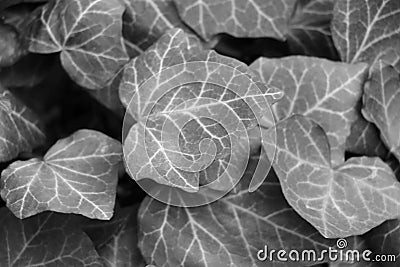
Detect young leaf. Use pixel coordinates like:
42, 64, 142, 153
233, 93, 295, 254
263, 115, 400, 238
0, 129, 122, 220
346, 114, 389, 158
85, 205, 146, 267
173, 0, 296, 41
362, 62, 400, 162
138, 156, 343, 266
332, 0, 400, 71
287, 0, 339, 60
0, 84, 45, 162
250, 56, 368, 166
364, 219, 400, 267
122, 0, 193, 57
29, 0, 129, 89
0, 208, 104, 267
121, 28, 282, 192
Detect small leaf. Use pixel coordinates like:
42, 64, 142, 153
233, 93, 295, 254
29, 0, 129, 89
364, 219, 400, 267
287, 0, 339, 59
332, 0, 400, 71
362, 61, 400, 162
121, 28, 281, 192
122, 0, 193, 57
0, 129, 122, 220
173, 0, 296, 41
85, 205, 146, 267
0, 208, 104, 267
251, 56, 368, 166
138, 155, 344, 266
0, 84, 45, 162
264, 115, 400, 238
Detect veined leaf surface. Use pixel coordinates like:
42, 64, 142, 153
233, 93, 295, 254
251, 56, 368, 166
173, 0, 295, 41
264, 115, 400, 238
362, 61, 400, 162
121, 28, 282, 193
0, 129, 122, 220
332, 0, 400, 71
0, 84, 45, 162
29, 0, 129, 89
0, 208, 104, 266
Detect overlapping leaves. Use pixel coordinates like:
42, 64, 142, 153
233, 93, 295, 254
0, 84, 45, 162
0, 129, 122, 220
251, 56, 368, 166
0, 208, 104, 266
121, 28, 282, 192
138, 155, 343, 266
264, 115, 400, 238
363, 61, 400, 162
29, 0, 129, 89
332, 0, 400, 71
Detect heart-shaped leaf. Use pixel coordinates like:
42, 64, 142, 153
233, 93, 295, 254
0, 129, 122, 220
0, 208, 104, 267
138, 155, 345, 266
287, 0, 339, 60
173, 0, 295, 41
29, 0, 129, 89
121, 28, 282, 192
250, 56, 368, 166
332, 0, 400, 71
362, 61, 400, 162
0, 84, 45, 162
122, 0, 193, 57
264, 115, 400, 238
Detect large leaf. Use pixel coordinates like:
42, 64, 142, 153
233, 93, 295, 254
287, 0, 339, 60
362, 61, 400, 162
0, 208, 104, 266
122, 0, 193, 57
0, 84, 45, 162
138, 155, 344, 266
173, 0, 296, 41
332, 0, 400, 71
0, 129, 122, 220
250, 56, 368, 166
364, 219, 400, 267
121, 28, 282, 192
85, 205, 146, 267
263, 115, 400, 238
29, 0, 129, 89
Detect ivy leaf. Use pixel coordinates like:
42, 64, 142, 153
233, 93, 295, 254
0, 208, 104, 267
346, 114, 389, 158
364, 219, 400, 267
85, 205, 146, 267
29, 0, 129, 89
287, 0, 339, 60
0, 23, 25, 68
250, 56, 368, 166
264, 115, 400, 238
0, 84, 45, 162
121, 28, 282, 192
332, 0, 400, 72
362, 61, 400, 162
122, 0, 193, 57
173, 0, 295, 41
0, 129, 122, 220
138, 155, 343, 266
